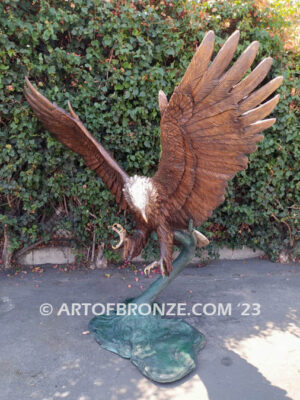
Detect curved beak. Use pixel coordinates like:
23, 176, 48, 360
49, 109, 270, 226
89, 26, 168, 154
142, 210, 148, 224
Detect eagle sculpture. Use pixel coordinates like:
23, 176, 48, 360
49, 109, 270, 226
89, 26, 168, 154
25, 30, 282, 276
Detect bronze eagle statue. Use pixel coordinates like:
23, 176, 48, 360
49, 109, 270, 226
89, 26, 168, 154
25, 30, 282, 276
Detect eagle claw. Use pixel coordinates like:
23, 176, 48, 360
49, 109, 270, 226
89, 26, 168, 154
144, 258, 170, 277
109, 223, 127, 250
144, 260, 160, 276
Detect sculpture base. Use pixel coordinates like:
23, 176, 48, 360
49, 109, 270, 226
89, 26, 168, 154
88, 300, 205, 383
89, 227, 206, 383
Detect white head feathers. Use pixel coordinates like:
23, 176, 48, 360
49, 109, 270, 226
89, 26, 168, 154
124, 175, 156, 214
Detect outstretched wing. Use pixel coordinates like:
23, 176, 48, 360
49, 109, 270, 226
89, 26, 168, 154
25, 77, 129, 209
153, 30, 283, 227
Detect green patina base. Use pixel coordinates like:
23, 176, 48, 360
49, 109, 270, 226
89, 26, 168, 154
89, 225, 205, 383
89, 303, 205, 383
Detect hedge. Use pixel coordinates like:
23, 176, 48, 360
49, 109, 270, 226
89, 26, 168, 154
0, 0, 299, 264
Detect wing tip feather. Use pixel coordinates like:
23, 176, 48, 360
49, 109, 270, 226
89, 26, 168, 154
247, 40, 260, 53
204, 30, 215, 42
274, 75, 284, 86
231, 30, 240, 39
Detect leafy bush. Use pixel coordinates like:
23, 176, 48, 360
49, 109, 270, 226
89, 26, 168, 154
0, 0, 299, 263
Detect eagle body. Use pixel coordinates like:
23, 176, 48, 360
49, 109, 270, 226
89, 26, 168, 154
123, 175, 173, 275
25, 30, 282, 276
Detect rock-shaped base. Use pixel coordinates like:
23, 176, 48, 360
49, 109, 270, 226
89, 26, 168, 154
89, 302, 205, 383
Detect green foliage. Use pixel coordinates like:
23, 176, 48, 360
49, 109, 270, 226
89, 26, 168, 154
0, 0, 299, 261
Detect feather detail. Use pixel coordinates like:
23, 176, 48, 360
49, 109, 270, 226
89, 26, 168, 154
24, 77, 129, 209
153, 30, 282, 227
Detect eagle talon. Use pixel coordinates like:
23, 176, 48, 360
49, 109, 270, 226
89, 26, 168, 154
144, 258, 168, 277
109, 223, 127, 250
144, 260, 160, 276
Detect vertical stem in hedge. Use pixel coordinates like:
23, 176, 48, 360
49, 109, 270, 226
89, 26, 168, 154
2, 225, 13, 270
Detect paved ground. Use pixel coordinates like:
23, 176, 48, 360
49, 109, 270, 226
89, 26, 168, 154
0, 259, 299, 400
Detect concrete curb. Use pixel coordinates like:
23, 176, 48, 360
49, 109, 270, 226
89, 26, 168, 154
17, 246, 76, 265
211, 246, 265, 260
16, 245, 265, 266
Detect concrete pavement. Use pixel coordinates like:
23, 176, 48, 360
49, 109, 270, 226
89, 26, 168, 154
0, 259, 299, 400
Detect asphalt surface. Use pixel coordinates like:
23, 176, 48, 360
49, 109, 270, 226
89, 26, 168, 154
0, 259, 299, 400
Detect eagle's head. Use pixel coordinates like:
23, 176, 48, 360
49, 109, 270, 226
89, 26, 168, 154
123, 176, 157, 224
